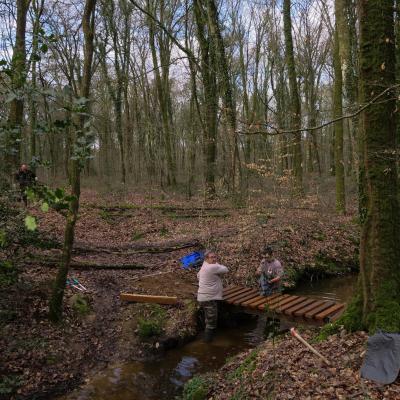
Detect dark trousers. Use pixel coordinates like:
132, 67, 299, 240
199, 300, 218, 330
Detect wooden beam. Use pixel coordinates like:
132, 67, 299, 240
294, 300, 325, 317
315, 303, 345, 321
305, 301, 335, 319
284, 298, 316, 316
229, 290, 259, 305
242, 293, 280, 307
120, 293, 178, 305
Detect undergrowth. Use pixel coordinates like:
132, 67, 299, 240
182, 376, 209, 400
137, 304, 167, 339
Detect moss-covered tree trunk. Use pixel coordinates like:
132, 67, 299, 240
49, 0, 97, 322
7, 0, 31, 173
346, 0, 400, 333
333, 27, 346, 213
206, 0, 241, 195
283, 0, 303, 194
193, 0, 218, 197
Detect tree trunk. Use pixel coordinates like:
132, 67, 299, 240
7, 0, 31, 173
283, 0, 303, 194
193, 0, 218, 197
333, 26, 346, 213
345, 0, 400, 333
206, 0, 241, 194
49, 0, 97, 323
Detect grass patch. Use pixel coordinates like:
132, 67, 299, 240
160, 225, 169, 236
228, 349, 259, 381
0, 261, 18, 287
71, 294, 90, 316
137, 304, 167, 339
131, 231, 146, 241
0, 375, 23, 396
182, 376, 209, 400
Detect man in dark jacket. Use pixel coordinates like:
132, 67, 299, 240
15, 164, 37, 206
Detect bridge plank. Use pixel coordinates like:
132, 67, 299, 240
329, 307, 346, 322
223, 286, 244, 296
284, 298, 316, 316
241, 293, 278, 307
224, 288, 254, 301
273, 296, 309, 313
246, 294, 282, 308
293, 300, 326, 317
305, 301, 335, 319
225, 289, 257, 304
315, 303, 345, 321
267, 296, 300, 311
257, 294, 291, 310
231, 291, 260, 305
223, 287, 248, 298
223, 288, 252, 300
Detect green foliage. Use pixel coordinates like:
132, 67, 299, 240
24, 215, 37, 231
26, 185, 76, 215
137, 305, 166, 339
0, 375, 23, 395
228, 349, 259, 381
315, 321, 342, 342
182, 376, 209, 400
0, 261, 18, 287
71, 294, 90, 316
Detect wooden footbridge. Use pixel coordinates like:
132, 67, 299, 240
223, 286, 345, 325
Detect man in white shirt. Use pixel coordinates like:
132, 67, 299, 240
197, 250, 228, 342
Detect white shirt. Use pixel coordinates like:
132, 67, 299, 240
197, 261, 228, 302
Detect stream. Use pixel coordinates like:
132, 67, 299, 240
62, 274, 357, 400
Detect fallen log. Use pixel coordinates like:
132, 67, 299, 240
24, 259, 147, 270
120, 293, 178, 305
72, 240, 200, 255
164, 212, 230, 219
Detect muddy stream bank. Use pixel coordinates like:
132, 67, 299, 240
59, 275, 357, 400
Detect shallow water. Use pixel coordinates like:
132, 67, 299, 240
293, 274, 357, 303
62, 321, 261, 400
62, 274, 358, 400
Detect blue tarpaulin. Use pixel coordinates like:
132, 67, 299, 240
180, 251, 204, 269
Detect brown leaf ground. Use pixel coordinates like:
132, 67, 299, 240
206, 330, 400, 400
1, 189, 362, 399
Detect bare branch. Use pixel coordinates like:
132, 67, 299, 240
237, 84, 400, 137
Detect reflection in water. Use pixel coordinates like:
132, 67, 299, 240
63, 321, 262, 400
62, 275, 358, 400
293, 274, 357, 303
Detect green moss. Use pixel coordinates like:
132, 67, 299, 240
338, 293, 364, 332
182, 376, 209, 400
367, 281, 400, 333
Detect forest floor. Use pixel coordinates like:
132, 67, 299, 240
0, 187, 378, 400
